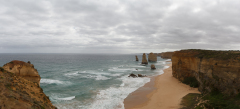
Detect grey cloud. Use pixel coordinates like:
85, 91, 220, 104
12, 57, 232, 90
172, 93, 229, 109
0, 0, 240, 53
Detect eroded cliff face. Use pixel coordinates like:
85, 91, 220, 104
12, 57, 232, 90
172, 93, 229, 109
160, 52, 174, 59
3, 60, 40, 85
0, 67, 56, 109
172, 50, 240, 95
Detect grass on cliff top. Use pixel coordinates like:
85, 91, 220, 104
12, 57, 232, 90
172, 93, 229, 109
181, 49, 240, 60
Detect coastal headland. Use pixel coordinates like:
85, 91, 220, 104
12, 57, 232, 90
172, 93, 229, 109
0, 61, 56, 109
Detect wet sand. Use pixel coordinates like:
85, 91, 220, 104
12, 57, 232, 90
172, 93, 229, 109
124, 63, 200, 109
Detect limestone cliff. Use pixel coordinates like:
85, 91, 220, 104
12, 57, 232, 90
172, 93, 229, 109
148, 52, 157, 62
172, 49, 240, 95
3, 60, 40, 85
160, 52, 174, 59
141, 53, 148, 64
0, 67, 56, 109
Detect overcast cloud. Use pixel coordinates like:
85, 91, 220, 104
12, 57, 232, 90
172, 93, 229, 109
0, 0, 239, 53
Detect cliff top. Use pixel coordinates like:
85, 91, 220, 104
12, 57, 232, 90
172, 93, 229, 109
174, 49, 240, 60
4, 60, 34, 68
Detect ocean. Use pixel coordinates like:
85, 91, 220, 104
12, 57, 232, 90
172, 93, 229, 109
0, 53, 169, 109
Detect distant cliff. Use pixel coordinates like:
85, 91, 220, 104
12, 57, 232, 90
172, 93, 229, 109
172, 49, 240, 96
0, 61, 56, 109
159, 52, 174, 59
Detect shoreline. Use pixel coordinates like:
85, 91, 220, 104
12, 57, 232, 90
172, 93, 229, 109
124, 62, 200, 109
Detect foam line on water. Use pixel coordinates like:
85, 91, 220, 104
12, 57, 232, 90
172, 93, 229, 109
165, 59, 171, 61
108, 67, 137, 72
56, 96, 75, 101
40, 79, 70, 85
163, 66, 170, 69
80, 75, 111, 80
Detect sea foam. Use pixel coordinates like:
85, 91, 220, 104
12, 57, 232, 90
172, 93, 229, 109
85, 75, 150, 109
40, 79, 69, 85
56, 96, 75, 101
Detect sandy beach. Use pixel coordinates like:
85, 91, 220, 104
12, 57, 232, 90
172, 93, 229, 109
124, 63, 200, 109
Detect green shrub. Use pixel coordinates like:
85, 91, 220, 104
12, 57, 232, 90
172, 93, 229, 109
201, 89, 240, 109
182, 77, 199, 88
0, 67, 4, 72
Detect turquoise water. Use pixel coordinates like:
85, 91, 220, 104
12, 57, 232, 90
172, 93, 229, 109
0, 54, 169, 109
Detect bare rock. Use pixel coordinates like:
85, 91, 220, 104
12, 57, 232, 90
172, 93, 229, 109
138, 74, 147, 77
151, 64, 156, 69
128, 73, 137, 78
135, 55, 139, 61
3, 60, 40, 85
148, 52, 157, 62
141, 53, 148, 64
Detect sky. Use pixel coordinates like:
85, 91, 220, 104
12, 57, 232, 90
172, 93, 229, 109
0, 0, 240, 53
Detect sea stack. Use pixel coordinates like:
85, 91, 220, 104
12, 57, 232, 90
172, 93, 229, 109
148, 52, 157, 62
135, 55, 139, 61
151, 64, 156, 69
141, 53, 148, 64
3, 60, 41, 85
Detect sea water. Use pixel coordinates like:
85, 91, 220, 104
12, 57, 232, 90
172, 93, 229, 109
0, 53, 170, 109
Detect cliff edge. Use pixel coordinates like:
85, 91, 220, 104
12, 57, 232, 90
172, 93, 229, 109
0, 61, 56, 109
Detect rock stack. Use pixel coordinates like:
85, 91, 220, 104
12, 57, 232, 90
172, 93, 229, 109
148, 52, 157, 62
151, 64, 156, 69
3, 60, 41, 85
135, 55, 139, 61
141, 53, 148, 64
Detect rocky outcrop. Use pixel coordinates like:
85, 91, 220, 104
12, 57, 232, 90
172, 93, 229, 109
141, 53, 148, 64
172, 49, 240, 95
138, 74, 147, 77
135, 55, 139, 61
148, 52, 157, 62
128, 73, 137, 78
0, 67, 56, 109
3, 60, 40, 85
151, 64, 156, 69
128, 73, 146, 78
160, 52, 174, 59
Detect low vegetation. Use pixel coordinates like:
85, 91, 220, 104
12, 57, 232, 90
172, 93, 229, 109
180, 93, 201, 109
181, 81, 240, 109
182, 49, 240, 60
0, 67, 4, 72
196, 89, 240, 109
